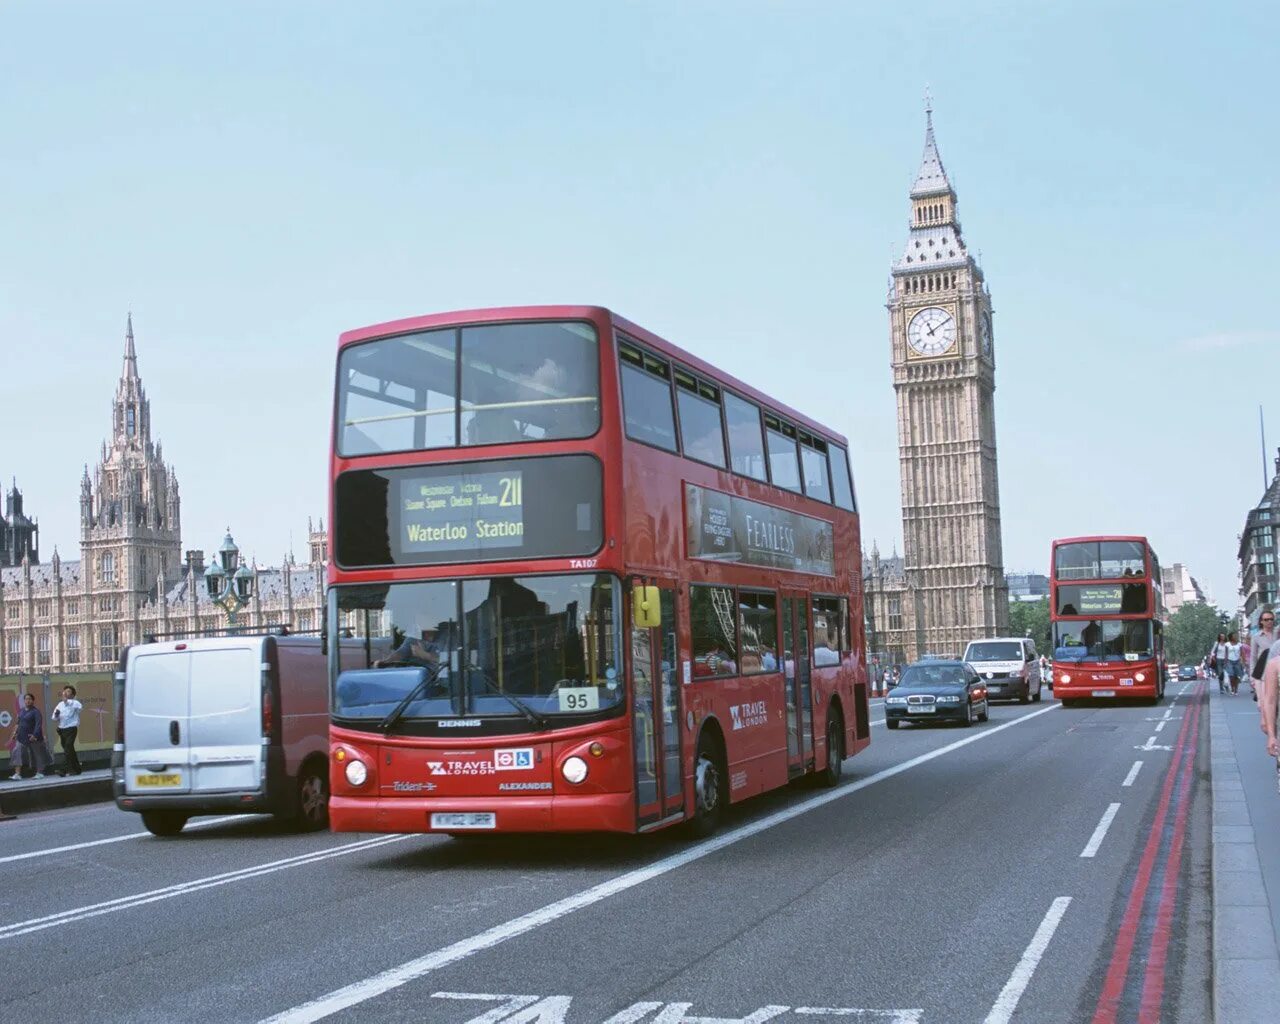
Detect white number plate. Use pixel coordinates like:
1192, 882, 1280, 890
1091, 689, 1116, 698
907, 705, 935, 714
1120, 678, 1134, 686
431, 812, 496, 830
557, 687, 600, 713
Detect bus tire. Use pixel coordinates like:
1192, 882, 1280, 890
293, 760, 330, 832
688, 736, 727, 839
141, 810, 189, 837
818, 711, 844, 787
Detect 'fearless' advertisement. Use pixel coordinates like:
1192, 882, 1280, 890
685, 483, 834, 576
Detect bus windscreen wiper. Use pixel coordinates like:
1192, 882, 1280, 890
468, 667, 550, 730
378, 664, 443, 732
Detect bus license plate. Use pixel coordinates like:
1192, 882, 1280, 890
907, 706, 935, 714
1091, 689, 1116, 698
135, 773, 182, 787
431, 812, 496, 830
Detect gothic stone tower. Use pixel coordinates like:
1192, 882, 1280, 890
80, 315, 182, 627
886, 107, 1008, 659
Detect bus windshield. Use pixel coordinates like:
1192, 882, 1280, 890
1054, 540, 1146, 580
331, 573, 623, 722
338, 320, 600, 456
1052, 620, 1154, 663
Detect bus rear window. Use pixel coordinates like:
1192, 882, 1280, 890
338, 321, 600, 456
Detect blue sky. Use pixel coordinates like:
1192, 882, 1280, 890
1, 1, 1274, 605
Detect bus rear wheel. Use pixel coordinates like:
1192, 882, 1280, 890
818, 713, 844, 787
688, 739, 726, 839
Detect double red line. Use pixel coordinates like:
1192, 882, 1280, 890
1091, 682, 1205, 1024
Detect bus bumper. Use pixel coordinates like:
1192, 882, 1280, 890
1054, 670, 1158, 700
329, 792, 639, 835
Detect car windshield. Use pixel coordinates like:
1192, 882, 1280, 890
330, 573, 623, 723
966, 641, 1022, 662
899, 664, 968, 687
337, 320, 600, 456
1052, 620, 1154, 663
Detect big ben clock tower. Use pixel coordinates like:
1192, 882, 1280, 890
885, 104, 1008, 659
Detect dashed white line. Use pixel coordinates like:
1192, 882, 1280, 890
258, 702, 1064, 1024
982, 897, 1072, 1024
1122, 761, 1143, 787
1080, 802, 1122, 858
0, 814, 248, 866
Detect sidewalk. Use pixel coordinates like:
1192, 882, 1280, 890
1211, 687, 1280, 1023
0, 767, 113, 818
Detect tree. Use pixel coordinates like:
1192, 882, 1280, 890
1166, 602, 1230, 664
1008, 598, 1050, 652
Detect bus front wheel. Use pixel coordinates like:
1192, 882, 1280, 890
688, 739, 726, 839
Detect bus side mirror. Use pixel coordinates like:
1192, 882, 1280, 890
632, 585, 662, 628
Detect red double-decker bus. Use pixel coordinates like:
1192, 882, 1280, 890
325, 305, 870, 836
1049, 535, 1166, 705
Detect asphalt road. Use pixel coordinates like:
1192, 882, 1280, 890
0, 685, 1210, 1024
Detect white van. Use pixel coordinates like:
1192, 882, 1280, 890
113, 633, 330, 836
962, 636, 1044, 703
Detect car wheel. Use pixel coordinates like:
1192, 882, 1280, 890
818, 713, 845, 787
1019, 685, 1031, 705
886, 718, 901, 730
687, 738, 727, 838
141, 810, 189, 837
293, 763, 330, 832
960, 702, 974, 727
978, 703, 989, 723
1032, 682, 1043, 703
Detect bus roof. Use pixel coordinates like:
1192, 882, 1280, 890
1052, 535, 1151, 546
336, 304, 850, 449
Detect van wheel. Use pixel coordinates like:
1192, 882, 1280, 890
141, 810, 189, 837
1032, 682, 1043, 703
687, 739, 727, 839
818, 713, 844, 787
294, 764, 330, 832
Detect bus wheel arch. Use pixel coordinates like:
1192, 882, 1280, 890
688, 719, 728, 838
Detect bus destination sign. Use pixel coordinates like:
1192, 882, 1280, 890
685, 483, 834, 576
1055, 583, 1148, 616
400, 470, 524, 554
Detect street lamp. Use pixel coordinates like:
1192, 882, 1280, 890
204, 528, 256, 625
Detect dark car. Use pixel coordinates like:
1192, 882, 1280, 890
884, 660, 990, 729
1177, 664, 1197, 681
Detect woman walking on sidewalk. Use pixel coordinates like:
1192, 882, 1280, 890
1226, 632, 1245, 695
1251, 610, 1276, 704
1262, 641, 1280, 759
1212, 633, 1229, 693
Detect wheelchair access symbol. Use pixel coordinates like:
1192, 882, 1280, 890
494, 748, 534, 770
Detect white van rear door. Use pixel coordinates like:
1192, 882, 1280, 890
188, 646, 263, 793
125, 651, 193, 794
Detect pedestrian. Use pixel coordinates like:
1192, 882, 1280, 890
1251, 609, 1276, 707
1211, 633, 1228, 693
1226, 632, 1244, 695
10, 693, 49, 780
1261, 636, 1280, 769
51, 684, 83, 776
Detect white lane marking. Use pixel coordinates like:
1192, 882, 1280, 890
797, 1010, 923, 1022
0, 814, 249, 866
1135, 737, 1172, 752
982, 896, 1072, 1024
1122, 761, 1143, 787
0, 835, 408, 940
1080, 802, 1122, 858
259, 703, 1063, 1024
1155, 721, 1167, 732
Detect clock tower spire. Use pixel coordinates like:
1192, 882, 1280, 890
876, 104, 1009, 662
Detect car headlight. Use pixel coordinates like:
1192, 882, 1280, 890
344, 760, 368, 786
936, 695, 962, 704
561, 756, 588, 784
885, 696, 907, 705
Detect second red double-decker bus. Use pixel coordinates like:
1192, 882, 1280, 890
1049, 535, 1166, 705
326, 306, 871, 836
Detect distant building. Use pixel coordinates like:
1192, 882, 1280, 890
0, 316, 325, 674
1238, 450, 1280, 627
1006, 572, 1049, 603
863, 544, 910, 669
0, 483, 39, 567
1161, 563, 1206, 616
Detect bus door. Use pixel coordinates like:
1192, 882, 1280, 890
781, 592, 814, 777
629, 579, 683, 827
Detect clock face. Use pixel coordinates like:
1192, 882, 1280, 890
907, 307, 956, 357
980, 311, 993, 356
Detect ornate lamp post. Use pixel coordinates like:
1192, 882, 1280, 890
204, 529, 256, 625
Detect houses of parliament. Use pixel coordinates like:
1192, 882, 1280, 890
0, 317, 325, 675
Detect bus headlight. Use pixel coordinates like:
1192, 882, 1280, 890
344, 760, 368, 786
561, 756, 588, 784
1135, 672, 1146, 683
1059, 673, 1071, 685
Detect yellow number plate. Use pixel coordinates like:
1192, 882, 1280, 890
135, 773, 181, 787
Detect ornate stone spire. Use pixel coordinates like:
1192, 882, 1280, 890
910, 94, 953, 198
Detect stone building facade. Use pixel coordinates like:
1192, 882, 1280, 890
1238, 450, 1280, 628
867, 106, 1009, 662
1, 483, 39, 567
0, 317, 325, 674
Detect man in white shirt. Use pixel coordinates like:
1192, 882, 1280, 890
51, 685, 83, 776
